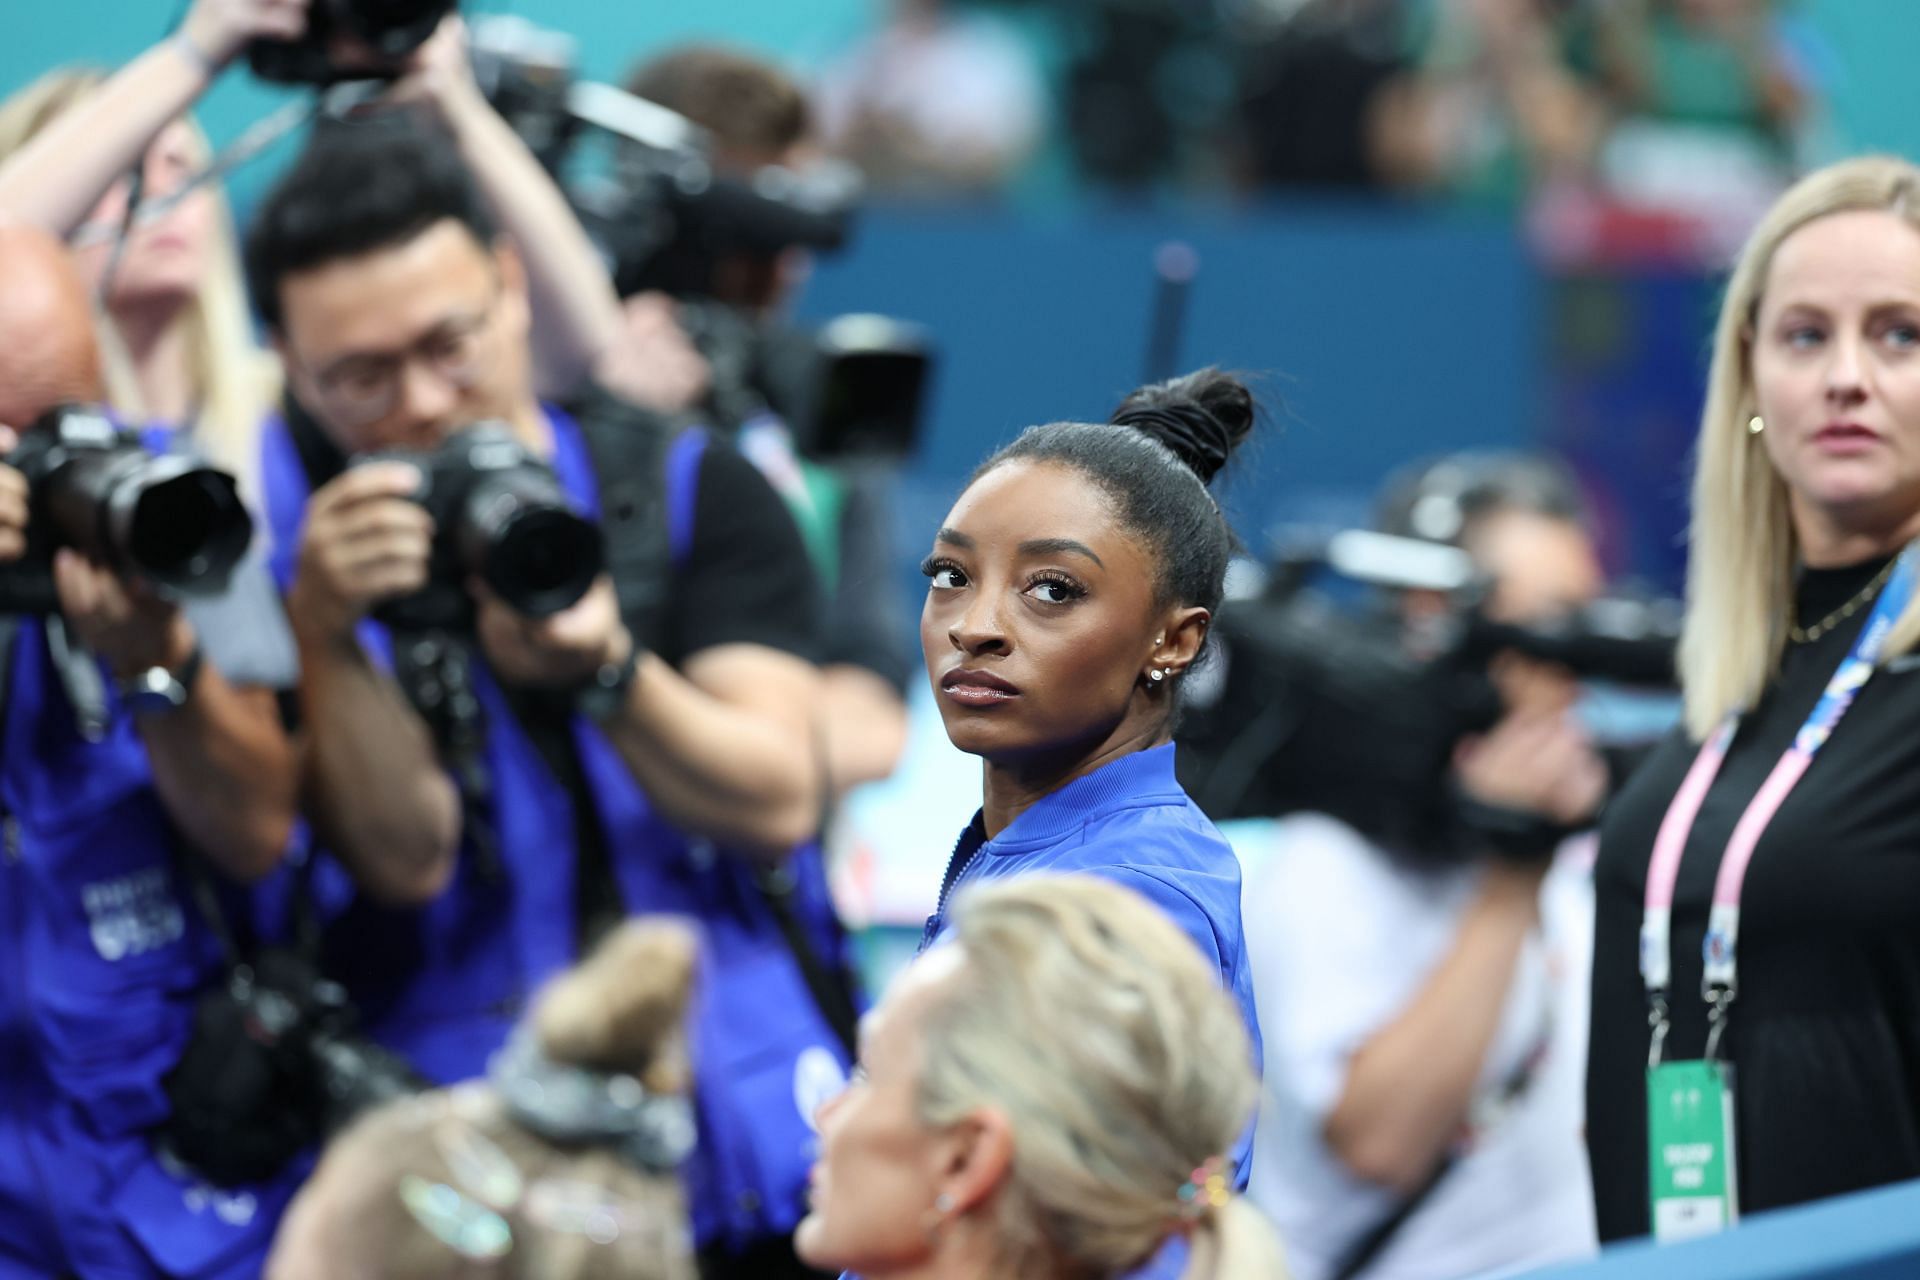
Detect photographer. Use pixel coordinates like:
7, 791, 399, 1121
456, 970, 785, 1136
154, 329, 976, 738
0, 226, 301, 1277
246, 104, 851, 1279
1245, 454, 1604, 1280
602, 45, 915, 795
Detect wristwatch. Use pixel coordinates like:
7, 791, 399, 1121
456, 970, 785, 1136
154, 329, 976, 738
577, 639, 642, 721
116, 644, 204, 718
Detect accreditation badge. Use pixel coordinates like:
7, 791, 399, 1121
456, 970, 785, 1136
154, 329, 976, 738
1646, 1059, 1740, 1241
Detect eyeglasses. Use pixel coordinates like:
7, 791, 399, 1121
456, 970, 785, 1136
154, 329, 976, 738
301, 297, 498, 428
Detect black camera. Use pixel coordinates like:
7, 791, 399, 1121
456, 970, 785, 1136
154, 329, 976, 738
1175, 530, 1680, 859
358, 423, 604, 632
249, 0, 457, 85
0, 406, 253, 616
161, 947, 423, 1186
678, 302, 932, 460
469, 17, 933, 460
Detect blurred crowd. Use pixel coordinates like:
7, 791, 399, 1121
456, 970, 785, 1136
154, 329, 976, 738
812, 0, 1824, 259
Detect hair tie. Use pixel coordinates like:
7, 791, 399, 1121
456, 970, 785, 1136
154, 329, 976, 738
489, 1028, 698, 1172
1175, 1155, 1232, 1220
1110, 404, 1233, 485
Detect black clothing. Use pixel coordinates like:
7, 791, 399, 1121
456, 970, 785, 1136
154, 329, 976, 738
667, 442, 822, 666
1588, 553, 1920, 1240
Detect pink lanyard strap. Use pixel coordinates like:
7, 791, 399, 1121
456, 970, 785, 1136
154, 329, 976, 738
1640, 547, 1917, 1062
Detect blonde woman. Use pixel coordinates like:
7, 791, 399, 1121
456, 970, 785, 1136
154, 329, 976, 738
0, 1, 620, 502
796, 874, 1285, 1280
0, 0, 307, 493
1588, 155, 1920, 1240
266, 919, 702, 1280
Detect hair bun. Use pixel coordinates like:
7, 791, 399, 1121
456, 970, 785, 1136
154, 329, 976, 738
1109, 367, 1256, 486
531, 919, 699, 1093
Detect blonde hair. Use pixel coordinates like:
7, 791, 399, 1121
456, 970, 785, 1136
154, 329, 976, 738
291, 920, 701, 1280
928, 875, 1286, 1280
1681, 154, 1920, 739
0, 67, 280, 501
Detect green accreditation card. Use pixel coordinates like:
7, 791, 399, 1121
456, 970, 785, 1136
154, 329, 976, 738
1647, 1059, 1740, 1242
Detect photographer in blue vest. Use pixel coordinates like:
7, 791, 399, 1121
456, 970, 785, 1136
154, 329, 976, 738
244, 102, 853, 1279
0, 226, 303, 1277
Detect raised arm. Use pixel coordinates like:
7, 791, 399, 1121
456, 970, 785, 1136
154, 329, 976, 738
0, 0, 309, 234
391, 18, 621, 402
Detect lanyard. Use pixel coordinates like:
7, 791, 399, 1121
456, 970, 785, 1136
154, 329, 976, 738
1641, 545, 1919, 1066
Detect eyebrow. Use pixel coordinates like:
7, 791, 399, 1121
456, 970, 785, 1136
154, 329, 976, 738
1019, 537, 1104, 568
934, 527, 1106, 568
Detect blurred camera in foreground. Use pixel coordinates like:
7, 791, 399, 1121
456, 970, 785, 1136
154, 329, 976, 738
0, 405, 253, 614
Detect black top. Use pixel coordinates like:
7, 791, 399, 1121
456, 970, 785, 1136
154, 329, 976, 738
1588, 553, 1920, 1240
660, 442, 822, 667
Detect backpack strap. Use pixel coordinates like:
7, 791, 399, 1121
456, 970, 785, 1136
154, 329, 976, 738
664, 428, 707, 570
569, 386, 677, 656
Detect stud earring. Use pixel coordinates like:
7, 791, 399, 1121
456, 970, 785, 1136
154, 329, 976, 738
1149, 668, 1167, 684
1748, 415, 1765, 436
923, 1192, 957, 1244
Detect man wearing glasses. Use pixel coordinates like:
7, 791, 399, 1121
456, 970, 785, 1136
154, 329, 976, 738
244, 36, 849, 1280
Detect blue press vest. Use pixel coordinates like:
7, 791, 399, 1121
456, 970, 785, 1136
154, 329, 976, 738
0, 430, 301, 1280
257, 408, 853, 1251
919, 744, 1264, 1280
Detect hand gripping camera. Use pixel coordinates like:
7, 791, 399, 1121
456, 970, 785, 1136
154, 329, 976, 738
248, 0, 458, 85
356, 422, 604, 632
0, 406, 253, 615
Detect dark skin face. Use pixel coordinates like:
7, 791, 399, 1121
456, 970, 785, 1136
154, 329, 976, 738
919, 459, 1209, 837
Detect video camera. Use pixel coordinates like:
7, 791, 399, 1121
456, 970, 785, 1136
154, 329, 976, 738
1175, 529, 1681, 860
0, 407, 253, 615
249, 0, 457, 85
355, 423, 604, 633
469, 17, 933, 461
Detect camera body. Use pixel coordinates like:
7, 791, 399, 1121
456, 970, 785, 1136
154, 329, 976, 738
356, 423, 604, 633
469, 16, 933, 461
249, 0, 457, 85
0, 406, 253, 615
1176, 533, 1680, 860
161, 947, 422, 1186
677, 301, 932, 459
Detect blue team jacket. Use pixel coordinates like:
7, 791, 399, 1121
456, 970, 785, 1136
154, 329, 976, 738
258, 407, 854, 1252
0, 431, 302, 1279
917, 742, 1262, 1280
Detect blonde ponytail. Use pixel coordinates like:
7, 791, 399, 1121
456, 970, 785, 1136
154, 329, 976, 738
1182, 1197, 1289, 1280
927, 874, 1284, 1278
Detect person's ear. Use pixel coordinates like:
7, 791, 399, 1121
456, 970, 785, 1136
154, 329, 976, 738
1148, 606, 1210, 681
932, 1108, 1016, 1218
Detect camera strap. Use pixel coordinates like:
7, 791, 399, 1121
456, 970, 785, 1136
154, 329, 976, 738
573, 391, 862, 1056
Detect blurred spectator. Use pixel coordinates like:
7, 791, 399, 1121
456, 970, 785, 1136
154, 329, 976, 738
267, 920, 701, 1280
1246, 454, 1605, 1280
1575, 0, 1811, 222
1232, 0, 1411, 190
814, 0, 1047, 198
0, 0, 299, 499
1234, 0, 1603, 203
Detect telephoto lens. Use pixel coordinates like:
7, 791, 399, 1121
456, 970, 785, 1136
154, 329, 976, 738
0, 406, 253, 614
358, 422, 604, 632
